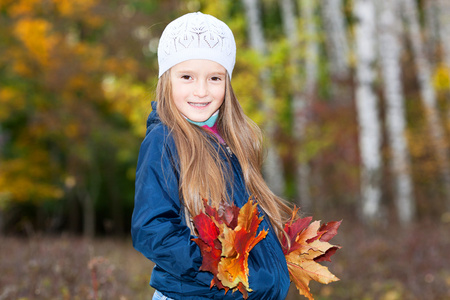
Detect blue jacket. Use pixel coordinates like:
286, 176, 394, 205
131, 103, 290, 299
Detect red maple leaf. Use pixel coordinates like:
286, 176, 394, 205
192, 197, 267, 299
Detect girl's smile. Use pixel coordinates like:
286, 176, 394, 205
170, 59, 226, 123
189, 102, 211, 108
188, 102, 210, 107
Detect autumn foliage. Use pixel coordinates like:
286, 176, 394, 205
193, 199, 341, 299
192, 198, 267, 299
282, 207, 341, 300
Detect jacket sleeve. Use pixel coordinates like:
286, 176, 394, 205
131, 125, 207, 282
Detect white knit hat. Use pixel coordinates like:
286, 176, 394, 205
157, 12, 236, 78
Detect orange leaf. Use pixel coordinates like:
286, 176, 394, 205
217, 254, 250, 290
219, 226, 237, 257
192, 197, 268, 299
286, 257, 339, 300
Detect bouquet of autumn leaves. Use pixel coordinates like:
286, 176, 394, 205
192, 197, 342, 300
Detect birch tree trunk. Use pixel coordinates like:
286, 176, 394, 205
353, 0, 383, 222
279, 0, 312, 208
82, 192, 95, 238
377, 0, 415, 225
80, 162, 100, 238
424, 0, 440, 61
294, 0, 319, 209
242, 0, 285, 196
300, 0, 319, 100
437, 0, 450, 69
321, 0, 350, 78
401, 0, 450, 209
280, 0, 304, 205
436, 0, 450, 121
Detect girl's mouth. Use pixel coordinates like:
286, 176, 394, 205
189, 102, 210, 107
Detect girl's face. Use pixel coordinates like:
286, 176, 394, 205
170, 59, 226, 123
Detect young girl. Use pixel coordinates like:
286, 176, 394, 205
132, 12, 294, 299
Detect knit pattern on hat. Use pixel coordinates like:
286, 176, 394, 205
158, 12, 236, 78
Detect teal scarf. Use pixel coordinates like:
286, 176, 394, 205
186, 110, 219, 127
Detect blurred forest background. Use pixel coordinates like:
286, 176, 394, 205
1, 0, 450, 299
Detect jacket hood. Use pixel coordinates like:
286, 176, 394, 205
146, 101, 161, 133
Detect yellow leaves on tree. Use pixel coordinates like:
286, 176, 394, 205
282, 207, 341, 300
7, 0, 106, 75
102, 76, 152, 137
8, 0, 103, 26
13, 18, 57, 68
0, 0, 144, 210
433, 64, 450, 92
0, 149, 63, 204
7, 0, 41, 17
192, 198, 268, 299
53, 0, 103, 28
0, 87, 25, 121
54, 0, 96, 17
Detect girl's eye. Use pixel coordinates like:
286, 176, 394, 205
181, 75, 192, 80
211, 76, 222, 81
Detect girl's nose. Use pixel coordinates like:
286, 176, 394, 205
193, 80, 208, 97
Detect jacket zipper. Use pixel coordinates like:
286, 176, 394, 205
225, 145, 233, 157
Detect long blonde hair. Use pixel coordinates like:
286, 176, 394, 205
156, 70, 293, 243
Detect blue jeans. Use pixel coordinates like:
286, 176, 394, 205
152, 290, 174, 300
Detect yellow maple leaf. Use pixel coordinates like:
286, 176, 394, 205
286, 254, 339, 300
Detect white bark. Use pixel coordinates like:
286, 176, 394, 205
280, 0, 312, 207
424, 0, 440, 60
353, 0, 383, 222
401, 0, 450, 208
301, 0, 319, 96
295, 0, 319, 208
243, 0, 285, 196
437, 0, 450, 69
280, 0, 311, 206
321, 0, 350, 78
377, 0, 415, 225
436, 0, 450, 121
281, 0, 298, 45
